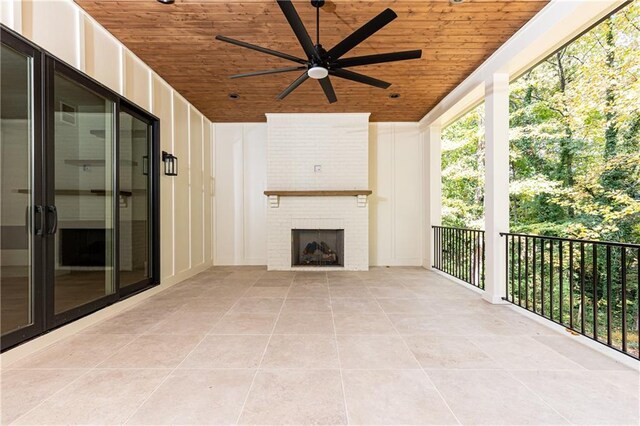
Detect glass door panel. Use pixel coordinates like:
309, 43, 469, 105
52, 72, 115, 315
119, 111, 151, 289
0, 44, 36, 337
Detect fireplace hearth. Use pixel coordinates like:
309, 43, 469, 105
292, 229, 344, 267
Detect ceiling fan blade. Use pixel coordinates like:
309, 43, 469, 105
277, 0, 317, 60
216, 35, 306, 64
277, 71, 310, 100
318, 77, 337, 103
330, 69, 391, 89
230, 66, 306, 79
327, 8, 397, 60
334, 50, 422, 68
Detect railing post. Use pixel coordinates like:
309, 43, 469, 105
483, 73, 509, 304
421, 124, 442, 270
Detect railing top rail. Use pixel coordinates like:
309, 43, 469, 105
500, 232, 640, 249
432, 225, 485, 232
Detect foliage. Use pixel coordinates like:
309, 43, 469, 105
441, 1, 640, 356
441, 1, 640, 244
508, 2, 640, 243
441, 104, 485, 229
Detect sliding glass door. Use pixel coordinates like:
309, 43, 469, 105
0, 33, 44, 348
1, 26, 160, 351
118, 108, 153, 294
48, 65, 118, 323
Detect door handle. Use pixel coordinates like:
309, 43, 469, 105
34, 205, 44, 236
46, 205, 58, 235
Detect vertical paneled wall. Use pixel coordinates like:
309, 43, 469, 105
214, 123, 268, 265
369, 123, 423, 266
1, 0, 214, 285
213, 122, 423, 267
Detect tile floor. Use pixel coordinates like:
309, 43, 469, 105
1, 267, 638, 425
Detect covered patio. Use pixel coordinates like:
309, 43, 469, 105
2, 267, 638, 424
1, 0, 639, 424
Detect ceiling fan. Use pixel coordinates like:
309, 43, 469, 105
215, 0, 422, 103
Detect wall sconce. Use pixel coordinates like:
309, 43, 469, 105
162, 151, 178, 176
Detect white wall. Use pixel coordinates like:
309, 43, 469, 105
369, 123, 423, 266
213, 121, 423, 267
213, 123, 267, 265
1, 0, 214, 286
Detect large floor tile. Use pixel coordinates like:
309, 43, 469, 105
243, 286, 290, 298
126, 369, 255, 425
328, 286, 373, 298
337, 335, 420, 369
330, 297, 384, 313
533, 335, 631, 370
179, 335, 269, 368
387, 313, 459, 336
13, 368, 170, 425
81, 311, 159, 335
180, 297, 239, 313
376, 298, 433, 314
209, 312, 278, 334
99, 334, 202, 368
427, 369, 568, 425
333, 312, 398, 335
9, 333, 135, 369
368, 286, 417, 298
512, 370, 640, 425
0, 369, 86, 424
261, 334, 340, 369
342, 369, 457, 425
286, 285, 330, 298
273, 311, 335, 334
230, 297, 284, 313
405, 335, 499, 369
468, 336, 584, 370
239, 369, 347, 425
281, 297, 331, 313
144, 310, 224, 335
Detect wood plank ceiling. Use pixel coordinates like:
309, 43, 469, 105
74, 0, 548, 122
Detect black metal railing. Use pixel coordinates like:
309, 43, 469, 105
433, 226, 485, 289
502, 233, 640, 360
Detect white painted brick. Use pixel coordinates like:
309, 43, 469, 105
266, 113, 370, 271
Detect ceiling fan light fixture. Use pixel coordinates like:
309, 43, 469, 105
307, 66, 329, 80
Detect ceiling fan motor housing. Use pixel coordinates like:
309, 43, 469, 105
308, 66, 329, 79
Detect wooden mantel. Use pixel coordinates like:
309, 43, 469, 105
263, 190, 372, 197
264, 190, 372, 208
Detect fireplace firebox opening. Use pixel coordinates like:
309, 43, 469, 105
291, 229, 344, 267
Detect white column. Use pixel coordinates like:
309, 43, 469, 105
422, 124, 442, 270
483, 73, 510, 303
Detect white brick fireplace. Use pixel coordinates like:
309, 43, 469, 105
266, 113, 370, 271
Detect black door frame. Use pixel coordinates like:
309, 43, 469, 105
118, 100, 161, 298
1, 25, 161, 351
0, 26, 46, 350
44, 57, 121, 328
